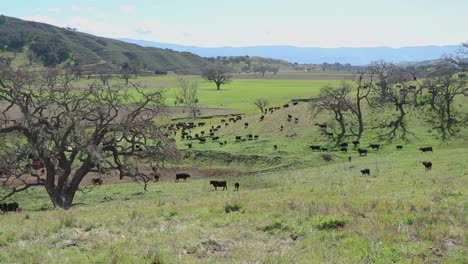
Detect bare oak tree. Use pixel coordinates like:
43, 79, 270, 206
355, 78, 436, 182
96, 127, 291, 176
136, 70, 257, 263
0, 65, 179, 209
201, 67, 232, 90
176, 78, 200, 120
253, 98, 269, 114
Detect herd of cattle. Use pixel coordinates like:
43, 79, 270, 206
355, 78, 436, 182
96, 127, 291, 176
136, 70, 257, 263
0, 202, 19, 213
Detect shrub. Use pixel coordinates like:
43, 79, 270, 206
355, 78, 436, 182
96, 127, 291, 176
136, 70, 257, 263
316, 217, 347, 230
224, 203, 242, 213
322, 154, 333, 162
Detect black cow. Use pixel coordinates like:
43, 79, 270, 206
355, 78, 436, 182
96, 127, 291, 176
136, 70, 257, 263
283, 104, 289, 108
292, 101, 299, 105
235, 136, 242, 142
92, 178, 103, 185
419, 147, 433, 153
358, 148, 368, 156
326, 132, 333, 137
175, 173, 190, 181
352, 140, 360, 148
198, 138, 206, 144
210, 180, 227, 190
287, 114, 292, 119
294, 118, 299, 124
244, 122, 249, 128
422, 161, 432, 171
348, 156, 352, 162
274, 145, 278, 150
339, 142, 348, 148
340, 147, 348, 153
212, 136, 220, 142
396, 145, 403, 150
260, 115, 264, 121
361, 169, 370, 176
0, 202, 19, 213
310, 145, 321, 151
234, 182, 240, 191
254, 135, 259, 140
187, 143, 192, 149
316, 123, 327, 129
280, 125, 284, 131
321, 147, 328, 152
369, 144, 380, 150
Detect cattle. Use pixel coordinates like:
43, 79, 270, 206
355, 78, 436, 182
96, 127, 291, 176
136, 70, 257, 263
0, 202, 19, 213
247, 134, 253, 140
294, 118, 299, 124
396, 145, 403, 150
235, 136, 242, 142
316, 123, 327, 129
229, 117, 235, 122
175, 173, 190, 181
360, 169, 370, 176
339, 142, 348, 148
234, 182, 240, 191
212, 136, 220, 142
369, 144, 380, 150
225, 123, 229, 127
260, 115, 264, 121
288, 114, 292, 119
321, 147, 328, 152
187, 143, 192, 149
326, 132, 333, 138
274, 145, 278, 150
419, 147, 433, 153
92, 178, 103, 185
358, 148, 368, 156
198, 138, 206, 144
352, 140, 360, 148
280, 125, 284, 131
221, 119, 226, 123
200, 131, 205, 135
224, 141, 227, 145
236, 115, 242, 120
254, 135, 259, 140
292, 101, 299, 105
348, 156, 352, 162
210, 180, 227, 190
310, 145, 321, 151
197, 122, 205, 127
340, 147, 348, 153
283, 104, 289, 108
219, 142, 224, 147
422, 161, 432, 171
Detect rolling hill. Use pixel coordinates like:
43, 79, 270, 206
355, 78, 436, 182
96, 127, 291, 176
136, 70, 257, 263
0, 15, 214, 74
119, 38, 462, 65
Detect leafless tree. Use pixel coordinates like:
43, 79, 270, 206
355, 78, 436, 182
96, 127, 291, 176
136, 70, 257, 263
312, 84, 353, 144
98, 71, 112, 86
253, 98, 269, 114
0, 65, 179, 209
349, 70, 374, 140
201, 67, 232, 90
422, 73, 468, 140
176, 78, 200, 119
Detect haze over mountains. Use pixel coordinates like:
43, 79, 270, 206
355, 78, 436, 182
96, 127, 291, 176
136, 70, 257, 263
119, 38, 461, 65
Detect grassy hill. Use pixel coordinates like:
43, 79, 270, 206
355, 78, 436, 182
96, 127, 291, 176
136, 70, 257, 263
0, 15, 214, 74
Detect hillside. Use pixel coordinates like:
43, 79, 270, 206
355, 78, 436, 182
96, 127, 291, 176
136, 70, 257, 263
119, 38, 461, 65
0, 15, 214, 73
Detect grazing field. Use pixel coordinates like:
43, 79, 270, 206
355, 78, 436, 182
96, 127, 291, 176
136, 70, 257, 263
1, 74, 467, 263
0, 141, 466, 263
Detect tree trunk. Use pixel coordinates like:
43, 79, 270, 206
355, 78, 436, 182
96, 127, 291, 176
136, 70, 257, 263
216, 82, 221, 90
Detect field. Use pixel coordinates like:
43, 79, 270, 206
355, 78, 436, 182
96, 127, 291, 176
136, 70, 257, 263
1, 73, 467, 263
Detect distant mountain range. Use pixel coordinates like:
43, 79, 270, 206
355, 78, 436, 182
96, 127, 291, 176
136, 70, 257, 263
118, 38, 461, 66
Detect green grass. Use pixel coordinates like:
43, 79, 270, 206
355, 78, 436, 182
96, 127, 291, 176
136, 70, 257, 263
0, 141, 466, 263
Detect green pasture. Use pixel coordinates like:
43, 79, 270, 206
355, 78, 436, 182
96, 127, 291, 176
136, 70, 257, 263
0, 139, 466, 263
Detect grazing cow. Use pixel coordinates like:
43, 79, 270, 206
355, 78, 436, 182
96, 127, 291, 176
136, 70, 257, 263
419, 147, 433, 153
280, 125, 284, 131
360, 169, 370, 176
288, 114, 292, 119
236, 115, 242, 121
339, 142, 348, 148
292, 101, 299, 105
0, 202, 19, 213
92, 178, 103, 185
321, 147, 328, 152
219, 142, 224, 147
294, 118, 299, 124
316, 123, 327, 129
422, 161, 432, 171
396, 145, 403, 150
352, 140, 360, 148
254, 135, 259, 140
247, 134, 253, 140
369, 144, 380, 150
210, 180, 227, 190
283, 104, 289, 108
200, 131, 205, 135
274, 145, 278, 150
197, 122, 205, 126
310, 145, 321, 151
175, 173, 190, 181
212, 136, 220, 142
235, 136, 242, 142
234, 182, 240, 191
358, 148, 368, 156
198, 138, 206, 144
340, 147, 348, 153
187, 143, 192, 149
348, 156, 352, 162
260, 115, 264, 121
221, 119, 226, 123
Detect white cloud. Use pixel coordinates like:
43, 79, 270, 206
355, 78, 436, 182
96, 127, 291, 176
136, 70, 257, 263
20, 15, 61, 27
71, 5, 81, 11
135, 26, 151, 35
120, 5, 136, 14
47, 7, 61, 13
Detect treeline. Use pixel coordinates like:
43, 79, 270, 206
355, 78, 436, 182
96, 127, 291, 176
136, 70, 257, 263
312, 43, 468, 143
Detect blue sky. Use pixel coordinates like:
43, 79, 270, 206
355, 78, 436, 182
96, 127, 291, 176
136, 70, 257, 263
2, 0, 467, 47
